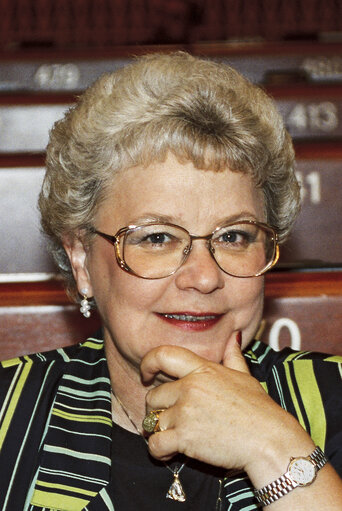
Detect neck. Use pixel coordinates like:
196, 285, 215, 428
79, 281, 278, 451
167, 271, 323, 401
111, 390, 145, 435
104, 334, 152, 433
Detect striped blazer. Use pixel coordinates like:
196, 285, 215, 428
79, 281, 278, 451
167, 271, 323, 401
0, 337, 341, 510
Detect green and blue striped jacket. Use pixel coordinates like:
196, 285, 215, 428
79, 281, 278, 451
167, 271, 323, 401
0, 337, 341, 510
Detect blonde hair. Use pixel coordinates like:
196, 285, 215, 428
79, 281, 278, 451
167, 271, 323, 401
39, 51, 300, 300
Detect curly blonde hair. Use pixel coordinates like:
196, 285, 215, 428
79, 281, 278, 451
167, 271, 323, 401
39, 51, 300, 301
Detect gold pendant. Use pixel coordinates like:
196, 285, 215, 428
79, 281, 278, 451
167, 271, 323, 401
166, 473, 186, 502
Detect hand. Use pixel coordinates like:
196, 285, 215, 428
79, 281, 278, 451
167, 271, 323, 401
140, 334, 299, 474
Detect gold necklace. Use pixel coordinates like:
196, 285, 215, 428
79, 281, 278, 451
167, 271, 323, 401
111, 390, 187, 502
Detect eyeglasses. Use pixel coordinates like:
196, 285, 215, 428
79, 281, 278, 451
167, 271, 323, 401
92, 220, 279, 279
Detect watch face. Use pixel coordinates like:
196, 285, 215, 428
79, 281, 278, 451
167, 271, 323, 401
289, 458, 316, 486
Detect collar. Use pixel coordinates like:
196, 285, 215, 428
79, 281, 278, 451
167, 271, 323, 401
30, 338, 113, 510
29, 337, 267, 510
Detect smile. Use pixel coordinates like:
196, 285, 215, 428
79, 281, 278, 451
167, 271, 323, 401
156, 312, 223, 331
163, 313, 217, 322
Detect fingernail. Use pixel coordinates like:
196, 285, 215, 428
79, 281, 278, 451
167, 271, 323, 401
236, 331, 242, 347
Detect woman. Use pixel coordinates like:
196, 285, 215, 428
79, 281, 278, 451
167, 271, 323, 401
0, 52, 341, 510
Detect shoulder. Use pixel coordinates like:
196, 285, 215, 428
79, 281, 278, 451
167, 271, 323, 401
245, 341, 342, 472
244, 341, 342, 405
0, 335, 105, 374
245, 340, 342, 380
0, 335, 107, 423
0, 335, 111, 509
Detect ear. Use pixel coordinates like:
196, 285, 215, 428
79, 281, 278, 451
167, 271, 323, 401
63, 234, 94, 298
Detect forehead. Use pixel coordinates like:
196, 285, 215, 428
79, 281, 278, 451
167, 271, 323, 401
96, 154, 265, 230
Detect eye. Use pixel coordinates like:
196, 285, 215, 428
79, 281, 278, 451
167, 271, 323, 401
142, 232, 172, 245
127, 229, 182, 250
214, 227, 256, 248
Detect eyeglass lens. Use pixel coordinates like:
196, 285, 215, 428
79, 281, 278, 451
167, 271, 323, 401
119, 223, 276, 279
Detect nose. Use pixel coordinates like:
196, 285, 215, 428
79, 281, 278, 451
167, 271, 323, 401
174, 240, 225, 293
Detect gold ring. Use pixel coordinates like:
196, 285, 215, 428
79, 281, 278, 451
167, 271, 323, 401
142, 409, 165, 433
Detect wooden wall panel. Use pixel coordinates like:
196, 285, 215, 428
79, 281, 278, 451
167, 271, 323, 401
281, 154, 342, 265
0, 165, 57, 273
1, 87, 342, 154
0, 2, 341, 49
2, 145, 342, 274
261, 295, 342, 354
1, 42, 342, 93
0, 272, 341, 360
0, 305, 100, 359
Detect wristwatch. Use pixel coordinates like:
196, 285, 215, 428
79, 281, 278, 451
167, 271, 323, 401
254, 446, 328, 506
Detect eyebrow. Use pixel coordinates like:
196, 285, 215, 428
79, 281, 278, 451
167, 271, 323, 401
218, 212, 260, 224
127, 211, 261, 227
127, 214, 175, 225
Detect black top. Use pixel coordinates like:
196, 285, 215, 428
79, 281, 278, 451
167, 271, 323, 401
110, 422, 226, 510
1, 338, 341, 510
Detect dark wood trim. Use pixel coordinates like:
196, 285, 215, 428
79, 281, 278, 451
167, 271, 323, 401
1, 271, 342, 306
0, 94, 76, 105
190, 41, 342, 58
1, 84, 341, 105
0, 153, 45, 167
265, 271, 342, 298
0, 41, 342, 62
0, 279, 67, 306
0, 44, 186, 62
294, 142, 342, 160
266, 83, 342, 99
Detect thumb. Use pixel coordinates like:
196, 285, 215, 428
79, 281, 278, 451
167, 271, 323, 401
223, 331, 250, 374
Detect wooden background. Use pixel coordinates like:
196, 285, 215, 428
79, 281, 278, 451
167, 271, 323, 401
1, 2, 342, 359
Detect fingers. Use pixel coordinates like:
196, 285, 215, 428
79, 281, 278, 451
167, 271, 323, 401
148, 428, 179, 461
142, 335, 251, 428
222, 331, 250, 374
141, 335, 256, 467
141, 332, 251, 385
142, 407, 180, 461
140, 345, 206, 383
145, 380, 179, 411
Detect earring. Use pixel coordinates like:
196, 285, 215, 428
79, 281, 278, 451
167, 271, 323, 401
80, 288, 91, 318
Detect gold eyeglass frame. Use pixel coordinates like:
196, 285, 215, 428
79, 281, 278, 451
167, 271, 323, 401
91, 220, 280, 279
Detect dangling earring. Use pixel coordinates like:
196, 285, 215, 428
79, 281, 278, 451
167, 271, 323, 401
80, 288, 91, 318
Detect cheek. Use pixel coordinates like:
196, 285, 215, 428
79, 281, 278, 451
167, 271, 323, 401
91, 257, 167, 324
87, 241, 163, 307
232, 277, 264, 340
111, 276, 168, 312
235, 277, 263, 309
98, 275, 172, 369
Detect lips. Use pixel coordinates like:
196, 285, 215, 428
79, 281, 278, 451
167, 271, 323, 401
156, 312, 223, 331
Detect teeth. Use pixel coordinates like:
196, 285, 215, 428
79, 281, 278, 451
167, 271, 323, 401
163, 314, 216, 322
